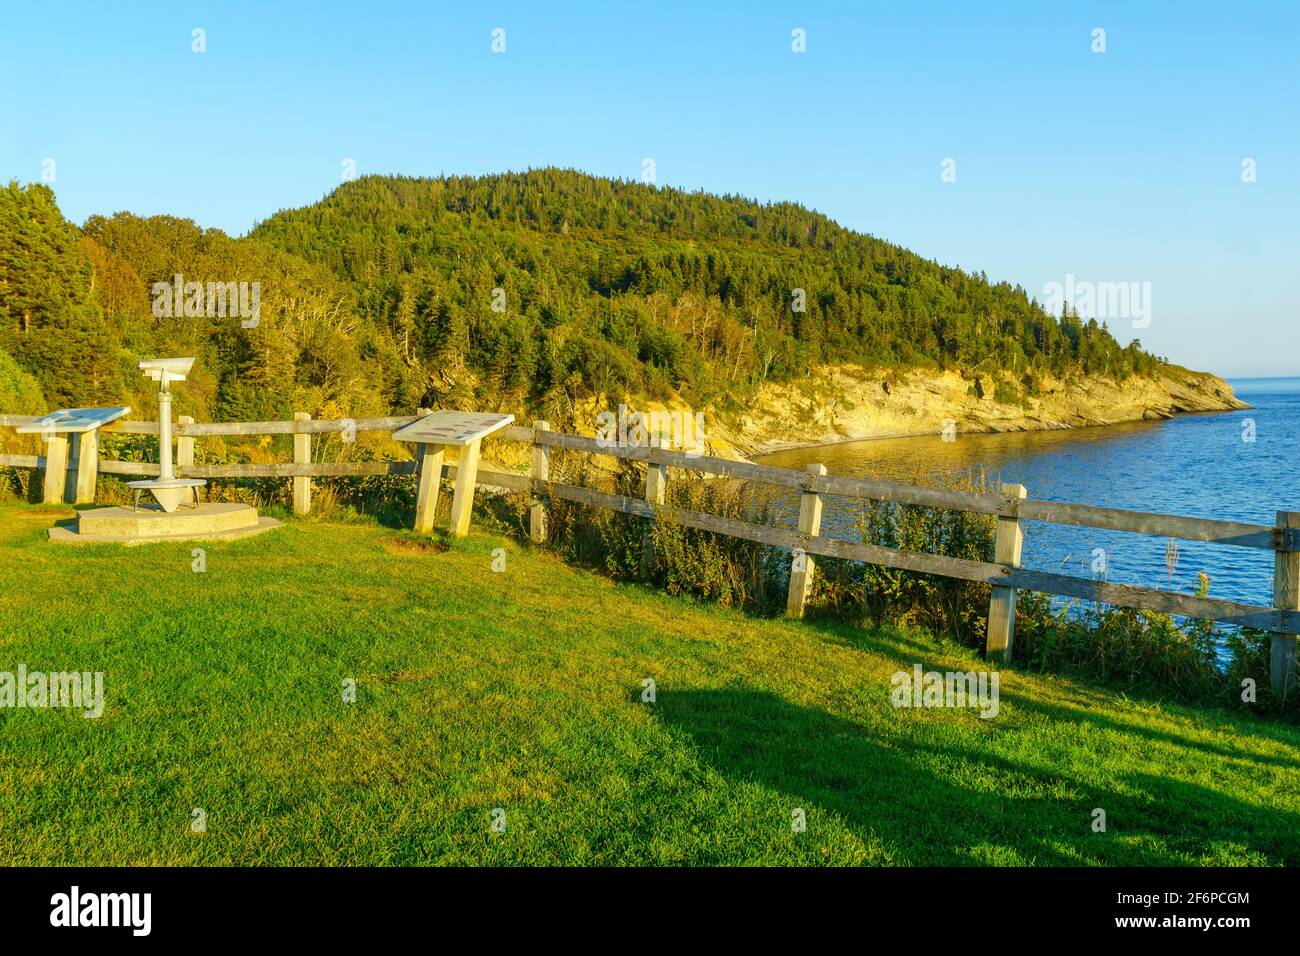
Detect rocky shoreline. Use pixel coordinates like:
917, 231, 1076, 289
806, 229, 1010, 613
706, 364, 1250, 459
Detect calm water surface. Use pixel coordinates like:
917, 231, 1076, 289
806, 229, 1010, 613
758, 377, 1300, 609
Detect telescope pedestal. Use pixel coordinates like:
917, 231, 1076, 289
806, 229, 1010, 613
124, 477, 207, 513
49, 502, 279, 546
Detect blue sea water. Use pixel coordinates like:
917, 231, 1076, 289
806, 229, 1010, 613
759, 377, 1300, 610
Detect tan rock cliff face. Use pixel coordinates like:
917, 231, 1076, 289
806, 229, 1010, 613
705, 365, 1249, 458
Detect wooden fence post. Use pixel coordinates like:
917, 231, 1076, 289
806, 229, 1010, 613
64, 431, 81, 502
42, 432, 69, 505
448, 438, 482, 537
71, 430, 100, 504
412, 406, 432, 483
530, 420, 550, 543
413, 407, 444, 535
986, 482, 1028, 661
786, 463, 827, 618
176, 415, 195, 502
1270, 511, 1300, 697
413, 407, 431, 478
293, 412, 311, 515
176, 416, 195, 472
641, 456, 669, 576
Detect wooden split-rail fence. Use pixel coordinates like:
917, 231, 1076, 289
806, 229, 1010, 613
3, 410, 1298, 694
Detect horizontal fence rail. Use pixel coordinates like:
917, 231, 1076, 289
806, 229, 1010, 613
525, 427, 1297, 552
3, 410, 1298, 692
537, 478, 1300, 634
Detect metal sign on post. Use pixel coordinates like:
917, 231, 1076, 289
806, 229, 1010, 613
15, 407, 131, 435
392, 410, 515, 537
18, 407, 132, 504
391, 411, 515, 446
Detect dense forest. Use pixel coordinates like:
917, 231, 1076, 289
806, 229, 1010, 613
0, 169, 1162, 426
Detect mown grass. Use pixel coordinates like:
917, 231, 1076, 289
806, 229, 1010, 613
0, 501, 1297, 865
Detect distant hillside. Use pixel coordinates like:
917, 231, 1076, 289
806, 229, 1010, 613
2, 170, 1213, 440
251, 169, 1162, 419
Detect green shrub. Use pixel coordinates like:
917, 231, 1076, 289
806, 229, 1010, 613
811, 473, 997, 642
992, 378, 1020, 405
540, 454, 784, 613
529, 459, 1299, 719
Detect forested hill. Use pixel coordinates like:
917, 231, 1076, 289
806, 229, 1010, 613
251, 169, 1159, 414
2, 170, 1163, 428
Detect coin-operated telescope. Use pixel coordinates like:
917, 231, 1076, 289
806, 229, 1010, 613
125, 357, 207, 512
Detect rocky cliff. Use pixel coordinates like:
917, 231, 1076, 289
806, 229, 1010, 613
705, 364, 1249, 459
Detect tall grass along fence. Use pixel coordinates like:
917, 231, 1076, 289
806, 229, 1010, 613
3, 410, 1298, 696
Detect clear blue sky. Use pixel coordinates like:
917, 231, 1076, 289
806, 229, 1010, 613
2, 1, 1296, 376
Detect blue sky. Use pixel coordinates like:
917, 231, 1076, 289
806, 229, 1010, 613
2, 1, 1296, 376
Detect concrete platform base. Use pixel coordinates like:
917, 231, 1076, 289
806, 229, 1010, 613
49, 502, 280, 546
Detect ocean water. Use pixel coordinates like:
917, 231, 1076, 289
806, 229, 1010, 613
757, 377, 1300, 610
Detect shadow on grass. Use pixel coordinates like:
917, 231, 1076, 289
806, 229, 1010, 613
802, 601, 1300, 770
814, 604, 1300, 765
997, 687, 1300, 771
801, 615, 952, 661
370, 507, 416, 531
474, 491, 528, 538
657, 686, 1299, 865
800, 608, 1298, 739
380, 534, 450, 556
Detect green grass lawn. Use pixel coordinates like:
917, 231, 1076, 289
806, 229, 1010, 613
1, 501, 1297, 865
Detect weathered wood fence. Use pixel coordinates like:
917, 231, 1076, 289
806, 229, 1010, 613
3, 411, 1298, 693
